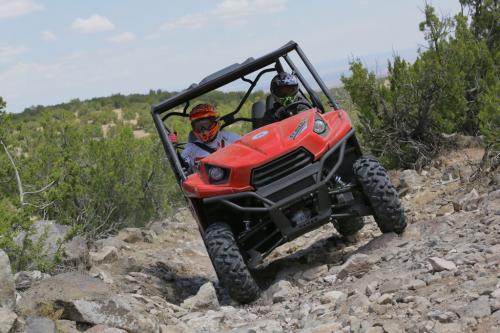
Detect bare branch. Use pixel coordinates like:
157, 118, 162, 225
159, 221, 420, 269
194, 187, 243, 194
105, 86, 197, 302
1, 139, 24, 205
24, 181, 56, 195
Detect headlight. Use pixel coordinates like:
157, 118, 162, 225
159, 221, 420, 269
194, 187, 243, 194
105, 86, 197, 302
313, 118, 327, 134
205, 165, 230, 184
208, 167, 224, 181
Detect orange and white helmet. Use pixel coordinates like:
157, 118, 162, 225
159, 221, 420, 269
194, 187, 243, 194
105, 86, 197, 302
189, 103, 220, 143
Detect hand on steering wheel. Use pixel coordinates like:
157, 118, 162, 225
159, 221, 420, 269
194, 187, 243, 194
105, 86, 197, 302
275, 101, 313, 120
283, 101, 313, 115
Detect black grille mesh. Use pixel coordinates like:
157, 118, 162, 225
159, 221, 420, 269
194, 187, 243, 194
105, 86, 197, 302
251, 148, 313, 188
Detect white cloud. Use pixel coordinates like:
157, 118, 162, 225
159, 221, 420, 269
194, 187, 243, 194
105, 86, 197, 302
160, 0, 287, 32
41, 30, 57, 41
109, 32, 137, 44
0, 0, 43, 19
71, 15, 115, 33
0, 46, 26, 63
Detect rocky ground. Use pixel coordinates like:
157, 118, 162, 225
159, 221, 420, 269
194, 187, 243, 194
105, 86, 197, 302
0, 145, 499, 333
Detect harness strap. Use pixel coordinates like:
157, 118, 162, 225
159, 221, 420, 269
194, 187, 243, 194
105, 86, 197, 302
193, 141, 217, 154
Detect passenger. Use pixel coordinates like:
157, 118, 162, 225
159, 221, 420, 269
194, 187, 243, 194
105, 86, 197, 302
264, 72, 310, 123
175, 103, 240, 172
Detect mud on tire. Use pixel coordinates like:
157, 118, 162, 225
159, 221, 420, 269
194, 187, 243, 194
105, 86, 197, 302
204, 223, 260, 303
353, 156, 406, 234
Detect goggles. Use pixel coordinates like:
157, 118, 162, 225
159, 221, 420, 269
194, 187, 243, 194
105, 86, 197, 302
192, 118, 217, 133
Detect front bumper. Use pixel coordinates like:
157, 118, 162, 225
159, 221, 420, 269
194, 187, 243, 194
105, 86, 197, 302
204, 129, 360, 240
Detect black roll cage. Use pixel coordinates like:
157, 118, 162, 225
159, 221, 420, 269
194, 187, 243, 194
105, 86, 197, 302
151, 41, 341, 183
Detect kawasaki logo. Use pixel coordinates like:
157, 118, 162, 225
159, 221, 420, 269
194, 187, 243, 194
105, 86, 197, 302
289, 119, 307, 140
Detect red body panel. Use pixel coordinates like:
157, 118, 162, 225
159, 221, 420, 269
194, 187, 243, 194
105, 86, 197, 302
182, 109, 352, 198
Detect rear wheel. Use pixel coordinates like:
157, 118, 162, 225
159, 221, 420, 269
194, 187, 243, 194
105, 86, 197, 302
204, 223, 260, 303
353, 156, 406, 234
332, 217, 364, 237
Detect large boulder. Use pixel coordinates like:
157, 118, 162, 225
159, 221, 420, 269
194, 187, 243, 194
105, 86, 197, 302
17, 272, 111, 315
58, 294, 160, 333
16, 220, 70, 261
0, 250, 15, 309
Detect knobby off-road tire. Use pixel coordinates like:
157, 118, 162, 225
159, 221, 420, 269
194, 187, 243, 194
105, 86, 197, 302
353, 156, 407, 234
204, 223, 260, 303
333, 217, 364, 237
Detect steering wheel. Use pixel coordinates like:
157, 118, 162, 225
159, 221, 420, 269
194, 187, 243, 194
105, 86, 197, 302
275, 101, 313, 120
283, 101, 313, 115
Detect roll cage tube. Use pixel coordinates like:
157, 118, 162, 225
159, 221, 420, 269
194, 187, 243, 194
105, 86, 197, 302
151, 41, 342, 182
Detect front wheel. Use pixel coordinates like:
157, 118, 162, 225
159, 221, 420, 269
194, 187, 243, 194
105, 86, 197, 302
353, 156, 406, 234
204, 223, 260, 303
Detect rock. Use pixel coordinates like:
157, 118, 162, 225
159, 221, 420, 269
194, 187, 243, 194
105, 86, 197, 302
26, 316, 56, 333
382, 321, 403, 333
433, 322, 463, 333
298, 321, 342, 333
85, 325, 128, 333
452, 188, 481, 211
462, 295, 491, 318
400, 169, 423, 192
93, 237, 129, 251
89, 246, 119, 265
55, 320, 80, 333
16, 220, 69, 261
89, 267, 114, 284
118, 228, 144, 243
0, 251, 16, 309
17, 273, 111, 314
14, 271, 50, 290
405, 279, 426, 290
269, 280, 296, 303
365, 327, 384, 333
492, 288, 500, 299
437, 203, 454, 216
379, 278, 403, 294
320, 291, 346, 307
376, 293, 393, 305
59, 294, 159, 333
492, 309, 500, 323
62, 236, 89, 264
142, 230, 157, 243
337, 254, 374, 279
428, 257, 457, 271
0, 307, 17, 333
302, 265, 328, 281
180, 282, 219, 310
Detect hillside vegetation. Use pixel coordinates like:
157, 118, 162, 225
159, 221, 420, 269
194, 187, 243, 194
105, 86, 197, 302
0, 0, 498, 272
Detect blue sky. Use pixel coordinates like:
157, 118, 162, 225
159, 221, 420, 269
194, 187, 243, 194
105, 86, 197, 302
0, 0, 462, 113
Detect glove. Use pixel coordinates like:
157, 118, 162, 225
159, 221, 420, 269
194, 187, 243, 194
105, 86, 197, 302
168, 132, 177, 144
274, 106, 291, 121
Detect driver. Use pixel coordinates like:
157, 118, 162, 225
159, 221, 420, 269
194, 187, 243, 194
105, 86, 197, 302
265, 72, 310, 122
180, 103, 240, 172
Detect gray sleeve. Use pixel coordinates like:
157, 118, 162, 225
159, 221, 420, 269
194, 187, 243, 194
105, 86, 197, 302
181, 144, 195, 170
223, 131, 241, 144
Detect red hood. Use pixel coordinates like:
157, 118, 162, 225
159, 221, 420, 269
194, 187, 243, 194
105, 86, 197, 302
182, 109, 352, 197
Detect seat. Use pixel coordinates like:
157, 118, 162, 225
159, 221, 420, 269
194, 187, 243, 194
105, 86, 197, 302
251, 95, 277, 130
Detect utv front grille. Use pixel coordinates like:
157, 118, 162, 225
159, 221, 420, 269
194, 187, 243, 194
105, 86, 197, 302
251, 148, 313, 188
